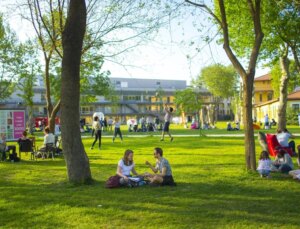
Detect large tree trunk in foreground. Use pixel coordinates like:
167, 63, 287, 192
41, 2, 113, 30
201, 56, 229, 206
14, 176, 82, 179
61, 0, 92, 183
277, 52, 290, 130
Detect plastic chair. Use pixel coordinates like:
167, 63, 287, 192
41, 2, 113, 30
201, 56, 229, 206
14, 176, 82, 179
18, 139, 35, 160
38, 143, 56, 160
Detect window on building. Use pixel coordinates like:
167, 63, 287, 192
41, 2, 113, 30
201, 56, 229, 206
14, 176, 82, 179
267, 92, 273, 101
156, 81, 161, 86
41, 93, 46, 102
123, 96, 141, 101
259, 94, 262, 102
121, 81, 128, 88
292, 104, 299, 112
80, 106, 92, 114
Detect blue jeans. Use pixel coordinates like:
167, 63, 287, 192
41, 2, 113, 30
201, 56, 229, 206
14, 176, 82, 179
258, 169, 271, 176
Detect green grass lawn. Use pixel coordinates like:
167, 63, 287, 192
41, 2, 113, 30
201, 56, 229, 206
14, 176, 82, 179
1, 130, 300, 228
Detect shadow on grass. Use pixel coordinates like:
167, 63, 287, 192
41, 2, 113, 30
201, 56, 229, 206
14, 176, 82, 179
0, 178, 299, 228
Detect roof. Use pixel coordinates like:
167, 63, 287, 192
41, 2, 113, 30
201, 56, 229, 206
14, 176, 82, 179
254, 73, 271, 81
287, 90, 300, 100
255, 90, 300, 107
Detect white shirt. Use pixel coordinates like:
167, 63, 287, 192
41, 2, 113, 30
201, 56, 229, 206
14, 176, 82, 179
44, 133, 55, 145
55, 125, 61, 135
92, 121, 101, 131
257, 159, 272, 170
164, 107, 172, 122
114, 121, 121, 128
117, 159, 135, 176
264, 115, 269, 123
276, 132, 291, 147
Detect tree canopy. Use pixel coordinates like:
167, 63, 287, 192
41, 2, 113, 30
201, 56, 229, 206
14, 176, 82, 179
196, 64, 238, 99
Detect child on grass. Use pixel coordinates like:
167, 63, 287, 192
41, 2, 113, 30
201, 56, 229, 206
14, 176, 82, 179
257, 151, 272, 178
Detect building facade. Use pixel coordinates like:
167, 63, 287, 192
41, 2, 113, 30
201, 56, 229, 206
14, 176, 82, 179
253, 73, 274, 120
255, 90, 300, 123
253, 72, 300, 123
0, 77, 232, 125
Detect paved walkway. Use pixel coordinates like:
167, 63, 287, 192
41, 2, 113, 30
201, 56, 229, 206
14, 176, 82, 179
29, 133, 300, 140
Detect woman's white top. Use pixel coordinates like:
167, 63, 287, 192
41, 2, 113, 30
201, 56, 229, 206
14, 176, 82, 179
257, 159, 272, 170
117, 159, 134, 176
114, 121, 121, 128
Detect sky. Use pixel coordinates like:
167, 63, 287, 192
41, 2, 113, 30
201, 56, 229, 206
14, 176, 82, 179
0, 1, 269, 85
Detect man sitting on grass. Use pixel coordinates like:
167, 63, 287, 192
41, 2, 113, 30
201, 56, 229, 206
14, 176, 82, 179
145, 147, 176, 186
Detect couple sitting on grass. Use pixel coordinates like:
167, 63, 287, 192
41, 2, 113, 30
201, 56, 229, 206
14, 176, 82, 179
257, 149, 294, 178
116, 147, 176, 187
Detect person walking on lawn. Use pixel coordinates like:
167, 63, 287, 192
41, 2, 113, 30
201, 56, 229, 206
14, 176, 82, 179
161, 103, 173, 142
91, 116, 102, 150
113, 117, 123, 143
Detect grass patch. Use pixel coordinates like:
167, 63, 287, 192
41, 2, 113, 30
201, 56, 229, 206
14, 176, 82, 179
1, 131, 300, 228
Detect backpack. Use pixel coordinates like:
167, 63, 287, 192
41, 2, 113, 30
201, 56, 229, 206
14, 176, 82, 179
105, 175, 120, 188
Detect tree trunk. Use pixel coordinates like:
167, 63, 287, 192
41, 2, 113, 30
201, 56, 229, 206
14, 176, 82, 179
26, 105, 34, 134
277, 53, 290, 130
48, 100, 61, 133
185, 0, 263, 170
291, 46, 300, 73
45, 58, 53, 115
61, 0, 92, 183
242, 75, 256, 170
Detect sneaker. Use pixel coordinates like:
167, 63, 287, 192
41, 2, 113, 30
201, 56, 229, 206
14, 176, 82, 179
160, 139, 164, 141
170, 137, 174, 142
112, 138, 115, 143
260, 174, 264, 178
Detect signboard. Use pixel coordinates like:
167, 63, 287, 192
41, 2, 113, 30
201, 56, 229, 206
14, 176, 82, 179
0, 110, 25, 140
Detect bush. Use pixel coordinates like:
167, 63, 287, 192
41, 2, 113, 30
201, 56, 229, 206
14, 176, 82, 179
286, 107, 299, 125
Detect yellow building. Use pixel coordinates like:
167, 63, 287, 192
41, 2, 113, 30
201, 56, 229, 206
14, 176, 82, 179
254, 90, 300, 122
253, 73, 274, 120
253, 73, 273, 106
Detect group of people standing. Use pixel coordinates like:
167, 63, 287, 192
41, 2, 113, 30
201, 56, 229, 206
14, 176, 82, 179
91, 117, 123, 150
91, 103, 175, 150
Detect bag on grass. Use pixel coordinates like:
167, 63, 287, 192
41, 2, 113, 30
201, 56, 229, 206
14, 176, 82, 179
105, 175, 120, 188
128, 176, 147, 187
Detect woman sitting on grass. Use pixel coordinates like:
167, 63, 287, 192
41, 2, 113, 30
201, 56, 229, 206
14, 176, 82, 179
257, 151, 272, 178
116, 149, 138, 186
271, 149, 294, 173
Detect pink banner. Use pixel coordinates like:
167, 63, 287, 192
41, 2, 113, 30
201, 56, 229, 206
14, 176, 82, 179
13, 111, 25, 139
